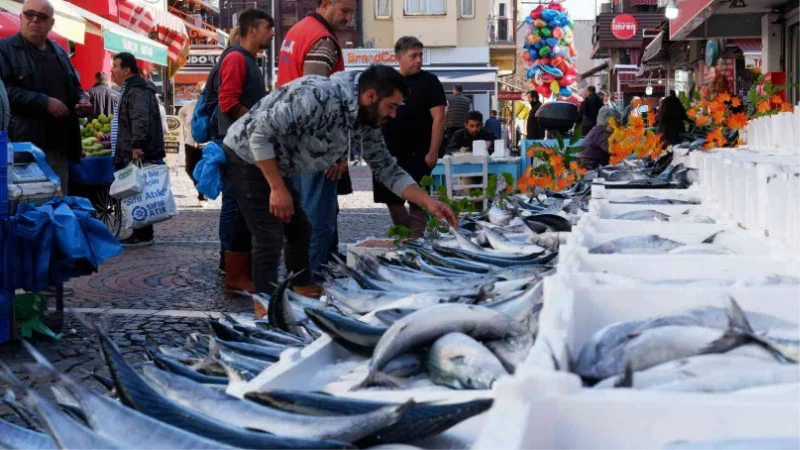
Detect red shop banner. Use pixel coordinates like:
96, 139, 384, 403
700, 58, 736, 93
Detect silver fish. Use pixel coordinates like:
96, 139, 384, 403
141, 365, 411, 442
0, 418, 57, 450
672, 215, 716, 224
612, 210, 672, 221
480, 225, 545, 254
589, 235, 685, 254
324, 285, 409, 314
483, 333, 535, 374
425, 332, 509, 390
353, 304, 528, 389
527, 232, 566, 251
488, 203, 514, 226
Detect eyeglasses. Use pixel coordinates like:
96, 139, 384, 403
22, 10, 52, 22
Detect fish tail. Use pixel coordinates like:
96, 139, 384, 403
189, 338, 220, 371
614, 361, 634, 388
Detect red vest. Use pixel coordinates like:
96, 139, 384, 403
276, 16, 345, 88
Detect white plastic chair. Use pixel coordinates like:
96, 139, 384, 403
443, 154, 490, 211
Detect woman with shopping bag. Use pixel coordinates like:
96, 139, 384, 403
110, 52, 174, 247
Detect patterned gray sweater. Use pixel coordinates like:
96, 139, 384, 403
223, 71, 416, 197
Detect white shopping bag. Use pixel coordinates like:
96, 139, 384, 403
110, 162, 144, 199
121, 164, 178, 229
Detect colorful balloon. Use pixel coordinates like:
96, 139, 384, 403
546, 38, 559, 47
523, 2, 578, 99
522, 52, 531, 62
536, 85, 551, 97
538, 46, 551, 57
531, 5, 544, 19
542, 65, 564, 77
540, 27, 552, 37
549, 2, 563, 11
560, 87, 573, 97
534, 19, 548, 28
552, 27, 564, 39
550, 80, 560, 94
550, 55, 563, 67
542, 74, 555, 82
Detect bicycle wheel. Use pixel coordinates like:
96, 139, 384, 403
92, 185, 123, 238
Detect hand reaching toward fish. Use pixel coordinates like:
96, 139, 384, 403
426, 199, 458, 228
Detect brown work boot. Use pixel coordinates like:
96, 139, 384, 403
223, 251, 255, 295
292, 284, 323, 299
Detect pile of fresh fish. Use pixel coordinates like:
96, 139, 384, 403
588, 231, 742, 255
572, 297, 799, 394
612, 209, 716, 224
596, 154, 699, 189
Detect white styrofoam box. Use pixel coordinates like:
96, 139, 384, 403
525, 273, 800, 372
587, 200, 715, 220
574, 216, 730, 236
557, 247, 799, 280
346, 238, 396, 267
473, 385, 800, 450
565, 229, 776, 256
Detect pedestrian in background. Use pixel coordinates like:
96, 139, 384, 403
444, 84, 471, 154
87, 72, 120, 118
0, 0, 93, 194
110, 52, 165, 247
375, 36, 447, 238
213, 8, 273, 293
526, 91, 544, 140
178, 81, 206, 206
484, 109, 501, 141
447, 110, 495, 154
577, 86, 603, 135
277, 0, 355, 295
578, 106, 620, 169
657, 90, 689, 147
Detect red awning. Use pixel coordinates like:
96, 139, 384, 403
118, 0, 188, 63
0, 11, 69, 51
669, 0, 718, 41
732, 38, 761, 54
630, 0, 658, 5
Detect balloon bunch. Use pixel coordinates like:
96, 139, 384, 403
522, 2, 579, 99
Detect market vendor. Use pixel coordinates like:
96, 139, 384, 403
577, 106, 621, 169
446, 111, 496, 155
222, 65, 457, 295
0, 0, 93, 194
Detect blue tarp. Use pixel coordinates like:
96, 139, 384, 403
69, 156, 115, 185
2, 196, 122, 293
192, 142, 226, 200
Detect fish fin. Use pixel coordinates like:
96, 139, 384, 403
701, 231, 723, 244
189, 338, 220, 371
726, 296, 755, 333
217, 360, 246, 384
614, 362, 633, 388
350, 371, 404, 391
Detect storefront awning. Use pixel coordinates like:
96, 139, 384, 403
669, 0, 717, 40
732, 38, 761, 55
580, 62, 608, 80
65, 2, 168, 65
642, 31, 667, 63
119, 0, 188, 63
0, 0, 86, 43
433, 68, 497, 91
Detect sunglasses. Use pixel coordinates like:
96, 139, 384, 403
22, 10, 52, 22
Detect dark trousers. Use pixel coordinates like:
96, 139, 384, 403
442, 126, 464, 156
222, 148, 312, 293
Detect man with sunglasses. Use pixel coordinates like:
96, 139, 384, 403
0, 0, 92, 194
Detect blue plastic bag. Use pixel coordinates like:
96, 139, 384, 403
193, 142, 227, 200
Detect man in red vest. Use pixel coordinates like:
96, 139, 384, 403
276, 0, 355, 297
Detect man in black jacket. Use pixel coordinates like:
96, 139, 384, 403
110, 52, 166, 247
87, 72, 120, 118
446, 111, 495, 154
577, 86, 604, 136
0, 0, 93, 194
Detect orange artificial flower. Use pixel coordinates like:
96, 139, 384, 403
716, 92, 731, 102
687, 108, 698, 119
569, 161, 580, 171
726, 112, 748, 130
566, 173, 576, 182
756, 100, 771, 114
549, 154, 563, 167
770, 95, 783, 105
781, 102, 794, 113
544, 148, 554, 155
554, 164, 565, 177
700, 86, 711, 99
705, 128, 727, 149
526, 149, 535, 158
628, 115, 645, 129
711, 108, 726, 123
730, 97, 741, 108
505, 185, 513, 193
577, 167, 588, 175
695, 115, 710, 127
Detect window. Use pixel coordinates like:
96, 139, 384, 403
404, 0, 446, 15
376, 0, 391, 18
460, 0, 474, 17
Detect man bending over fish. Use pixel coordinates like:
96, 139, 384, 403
222, 64, 457, 299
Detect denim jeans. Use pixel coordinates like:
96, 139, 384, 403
219, 183, 237, 253
293, 171, 338, 282
222, 147, 312, 293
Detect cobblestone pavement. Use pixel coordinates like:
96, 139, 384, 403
0, 164, 392, 421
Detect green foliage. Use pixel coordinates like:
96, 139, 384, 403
386, 224, 412, 245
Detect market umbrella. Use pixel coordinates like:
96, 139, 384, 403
0, 11, 70, 51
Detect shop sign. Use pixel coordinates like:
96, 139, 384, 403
745, 54, 763, 71
164, 116, 183, 154
498, 91, 523, 101
343, 48, 431, 66
186, 53, 223, 68
705, 39, 721, 67
103, 30, 167, 66
611, 14, 638, 40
